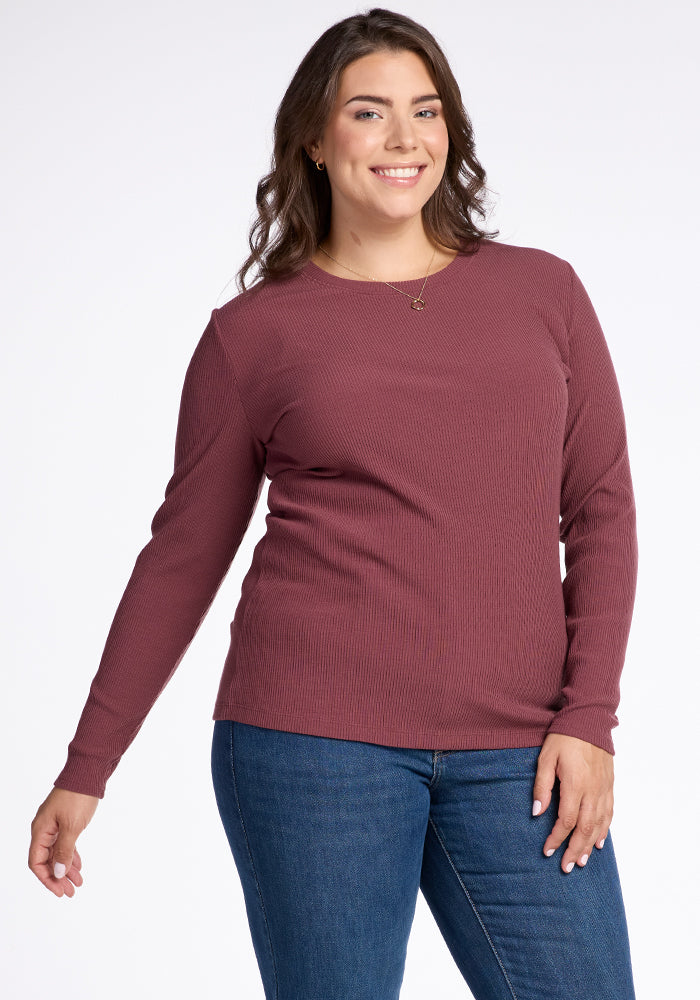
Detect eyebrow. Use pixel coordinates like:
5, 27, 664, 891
344, 93, 441, 107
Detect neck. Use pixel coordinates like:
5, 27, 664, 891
314, 233, 456, 283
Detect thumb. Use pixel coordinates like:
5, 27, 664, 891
531, 751, 557, 817
52, 836, 76, 879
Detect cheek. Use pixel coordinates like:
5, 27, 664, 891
332, 122, 373, 159
427, 124, 450, 160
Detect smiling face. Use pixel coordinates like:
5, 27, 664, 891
309, 48, 450, 229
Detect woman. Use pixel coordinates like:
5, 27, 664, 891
29, 8, 638, 999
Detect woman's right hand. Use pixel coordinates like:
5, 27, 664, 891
29, 787, 100, 897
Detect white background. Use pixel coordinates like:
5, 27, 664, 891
3, 2, 698, 997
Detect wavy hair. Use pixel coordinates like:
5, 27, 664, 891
230, 7, 499, 295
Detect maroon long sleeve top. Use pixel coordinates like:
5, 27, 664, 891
54, 238, 638, 799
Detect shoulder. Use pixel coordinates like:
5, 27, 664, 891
205, 265, 317, 374
474, 237, 573, 281
213, 266, 311, 346
469, 239, 575, 316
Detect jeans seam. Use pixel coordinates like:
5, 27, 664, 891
228, 721, 280, 999
429, 751, 448, 789
427, 815, 519, 1000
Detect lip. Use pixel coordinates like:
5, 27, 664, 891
370, 164, 427, 187
370, 162, 426, 170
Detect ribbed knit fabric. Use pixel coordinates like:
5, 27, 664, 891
54, 238, 638, 799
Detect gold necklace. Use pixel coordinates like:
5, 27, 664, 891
316, 242, 439, 311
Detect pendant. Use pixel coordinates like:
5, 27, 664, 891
411, 297, 425, 311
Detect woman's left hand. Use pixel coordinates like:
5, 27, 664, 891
532, 732, 614, 874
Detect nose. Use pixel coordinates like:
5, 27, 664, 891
383, 114, 419, 151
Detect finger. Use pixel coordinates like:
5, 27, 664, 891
29, 818, 64, 896
65, 856, 84, 888
594, 816, 611, 850
45, 822, 81, 897
28, 852, 69, 897
588, 790, 613, 852
532, 751, 557, 818
53, 875, 76, 898
28, 813, 58, 866
542, 781, 582, 858
33, 870, 66, 896
560, 796, 602, 873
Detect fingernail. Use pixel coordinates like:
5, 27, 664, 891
565, 861, 575, 873
545, 848, 555, 857
598, 838, 605, 849
54, 862, 66, 879
532, 800, 542, 816
580, 854, 589, 865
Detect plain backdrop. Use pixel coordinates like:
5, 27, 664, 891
3, 1, 698, 997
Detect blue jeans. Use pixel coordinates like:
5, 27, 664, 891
211, 720, 636, 1000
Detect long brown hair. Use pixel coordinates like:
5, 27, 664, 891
231, 7, 499, 295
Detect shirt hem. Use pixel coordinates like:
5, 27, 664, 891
212, 700, 549, 751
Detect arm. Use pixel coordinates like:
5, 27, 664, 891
52, 309, 266, 799
545, 262, 638, 755
531, 262, 638, 875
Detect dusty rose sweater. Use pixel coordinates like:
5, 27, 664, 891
54, 238, 638, 799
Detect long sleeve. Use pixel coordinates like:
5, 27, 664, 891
545, 264, 638, 755
53, 309, 266, 798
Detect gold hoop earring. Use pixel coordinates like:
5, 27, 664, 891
315, 160, 325, 171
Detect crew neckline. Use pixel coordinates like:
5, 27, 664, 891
299, 238, 480, 296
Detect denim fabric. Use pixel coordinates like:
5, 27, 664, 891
211, 720, 636, 1000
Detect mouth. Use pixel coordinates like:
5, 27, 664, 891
370, 164, 427, 186
370, 164, 426, 176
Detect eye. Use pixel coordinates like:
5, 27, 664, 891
354, 108, 439, 121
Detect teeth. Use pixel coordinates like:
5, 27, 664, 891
373, 167, 421, 177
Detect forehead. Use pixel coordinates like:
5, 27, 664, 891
336, 49, 435, 94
